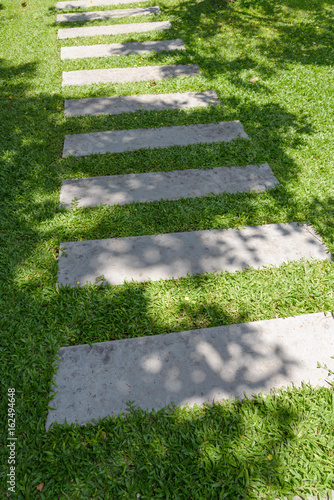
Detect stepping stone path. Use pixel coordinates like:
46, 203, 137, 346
59, 163, 279, 208
61, 39, 185, 60
62, 120, 248, 156
46, 312, 334, 429
56, 6, 161, 23
50, 0, 333, 445
57, 223, 329, 287
64, 90, 219, 116
62, 63, 200, 86
58, 21, 171, 39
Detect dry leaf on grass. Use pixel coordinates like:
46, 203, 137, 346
249, 77, 259, 83
36, 483, 44, 492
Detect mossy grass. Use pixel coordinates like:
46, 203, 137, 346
0, 0, 333, 497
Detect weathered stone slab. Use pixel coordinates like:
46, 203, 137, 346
56, 6, 160, 23
57, 0, 145, 8
46, 311, 334, 429
61, 39, 185, 60
57, 223, 330, 287
64, 90, 218, 116
60, 163, 279, 208
278, 495, 334, 500
62, 120, 247, 157
62, 63, 200, 86
58, 20, 171, 39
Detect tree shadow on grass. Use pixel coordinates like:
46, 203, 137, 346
165, 0, 334, 78
41, 299, 334, 497
1, 22, 334, 496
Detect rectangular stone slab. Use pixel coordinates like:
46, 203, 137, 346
62, 120, 247, 157
276, 494, 334, 500
58, 20, 171, 39
64, 90, 219, 116
57, 0, 145, 8
45, 311, 334, 429
56, 6, 160, 23
57, 223, 330, 287
60, 163, 279, 208
61, 39, 185, 60
62, 63, 200, 86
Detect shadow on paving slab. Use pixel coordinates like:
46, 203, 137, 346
1, 8, 334, 496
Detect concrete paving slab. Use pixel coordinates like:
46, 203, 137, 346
64, 89, 218, 116
276, 496, 334, 500
57, 6, 160, 23
57, 0, 145, 8
62, 63, 200, 86
62, 120, 247, 157
57, 223, 330, 287
61, 39, 185, 60
46, 311, 334, 429
57, 20, 171, 39
60, 163, 279, 208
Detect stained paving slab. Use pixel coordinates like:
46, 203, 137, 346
57, 223, 330, 287
58, 20, 171, 39
61, 39, 185, 60
56, 6, 160, 23
60, 163, 279, 208
46, 311, 334, 429
62, 120, 247, 157
56, 0, 145, 7
62, 63, 200, 86
64, 90, 219, 116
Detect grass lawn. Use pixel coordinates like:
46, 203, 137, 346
1, 0, 334, 497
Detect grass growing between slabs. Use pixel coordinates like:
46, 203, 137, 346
0, 0, 334, 497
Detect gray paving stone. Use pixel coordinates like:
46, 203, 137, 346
60, 163, 279, 208
56, 6, 160, 23
45, 311, 334, 429
62, 63, 200, 86
276, 495, 334, 500
56, 0, 144, 8
62, 120, 247, 157
64, 90, 218, 116
57, 223, 330, 287
57, 20, 171, 39
61, 39, 185, 60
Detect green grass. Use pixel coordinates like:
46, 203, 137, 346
0, 0, 334, 497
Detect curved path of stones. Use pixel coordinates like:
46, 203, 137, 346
48, 0, 334, 445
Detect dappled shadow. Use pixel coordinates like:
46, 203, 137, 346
62, 119, 246, 155
61, 38, 186, 62
46, 311, 334, 429
56, 19, 172, 41
62, 62, 200, 87
56, 6, 162, 25
239, 0, 334, 16
56, 222, 329, 287
59, 163, 278, 208
2, 2, 334, 497
164, 0, 334, 82
0, 72, 315, 294
0, 58, 37, 96
43, 382, 334, 498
